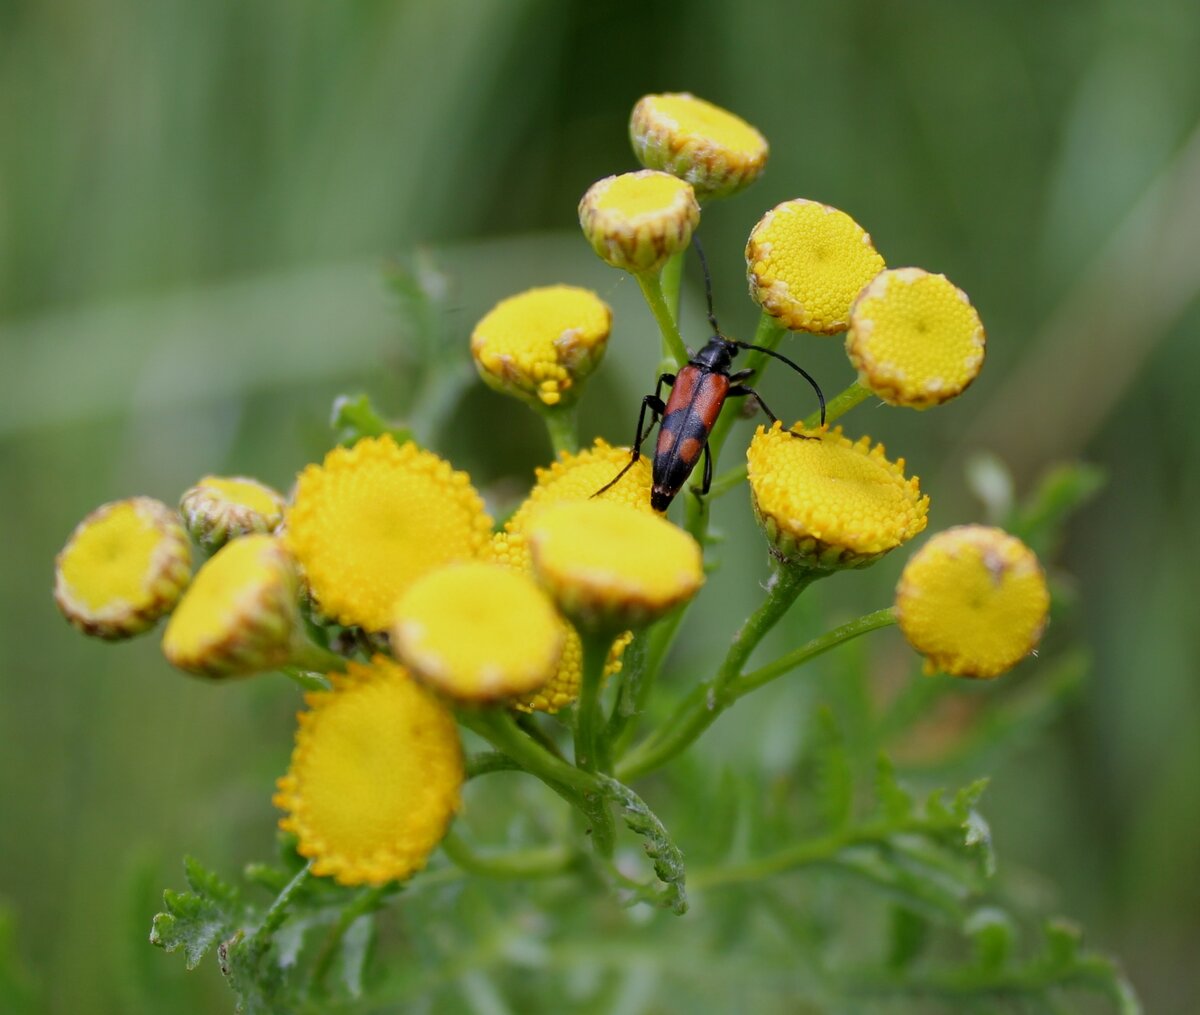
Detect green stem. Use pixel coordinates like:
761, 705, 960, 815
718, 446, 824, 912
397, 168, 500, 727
603, 628, 648, 749
737, 608, 897, 696
573, 630, 613, 773
539, 402, 579, 457
636, 271, 690, 367
440, 827, 574, 879
249, 862, 313, 953
465, 751, 521, 779
310, 881, 395, 992
660, 250, 686, 321
618, 560, 817, 780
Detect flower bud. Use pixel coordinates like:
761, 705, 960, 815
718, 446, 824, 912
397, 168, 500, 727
179, 474, 285, 552
579, 170, 699, 275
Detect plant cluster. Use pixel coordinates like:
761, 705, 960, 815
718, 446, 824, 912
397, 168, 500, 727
52, 93, 1135, 1013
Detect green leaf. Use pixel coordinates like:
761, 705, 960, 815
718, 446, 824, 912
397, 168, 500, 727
874, 754, 914, 824
338, 913, 375, 999
1008, 462, 1106, 558
149, 857, 243, 970
329, 393, 412, 447
964, 907, 1016, 971
598, 776, 688, 914
887, 906, 929, 970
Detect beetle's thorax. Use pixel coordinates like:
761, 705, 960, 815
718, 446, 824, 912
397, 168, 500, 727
691, 336, 737, 373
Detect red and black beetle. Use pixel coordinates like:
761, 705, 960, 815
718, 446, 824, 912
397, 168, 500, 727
597, 241, 826, 512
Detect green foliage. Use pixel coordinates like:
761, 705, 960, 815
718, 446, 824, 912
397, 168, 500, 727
150, 857, 243, 971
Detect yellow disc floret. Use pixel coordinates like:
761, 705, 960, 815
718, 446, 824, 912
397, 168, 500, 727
286, 435, 492, 632
393, 562, 564, 702
54, 497, 192, 640
471, 285, 612, 408
747, 423, 929, 569
180, 474, 286, 552
274, 656, 463, 886
630, 93, 769, 200
162, 534, 299, 677
746, 199, 886, 334
528, 500, 704, 631
579, 170, 700, 274
846, 268, 986, 408
894, 525, 1049, 679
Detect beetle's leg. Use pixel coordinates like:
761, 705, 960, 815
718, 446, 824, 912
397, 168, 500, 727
728, 384, 817, 440
728, 367, 755, 383
688, 441, 713, 498
593, 374, 674, 497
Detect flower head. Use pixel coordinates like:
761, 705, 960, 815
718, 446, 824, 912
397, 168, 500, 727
579, 170, 700, 275
846, 268, 986, 408
179, 475, 286, 552
274, 656, 462, 885
894, 525, 1049, 678
471, 285, 612, 408
54, 497, 192, 640
528, 500, 704, 632
747, 424, 929, 570
162, 534, 300, 677
630, 93, 769, 200
286, 436, 492, 632
392, 562, 564, 703
746, 199, 885, 334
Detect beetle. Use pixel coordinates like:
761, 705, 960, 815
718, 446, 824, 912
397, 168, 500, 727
596, 241, 826, 512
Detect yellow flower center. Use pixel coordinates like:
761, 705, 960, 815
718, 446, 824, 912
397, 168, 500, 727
592, 170, 692, 217
894, 525, 1049, 679
846, 268, 985, 408
747, 199, 885, 334
58, 500, 170, 611
747, 424, 928, 566
471, 286, 612, 407
528, 500, 703, 628
274, 656, 463, 886
648, 93, 765, 153
162, 534, 294, 673
200, 476, 284, 520
286, 436, 492, 632
393, 562, 564, 702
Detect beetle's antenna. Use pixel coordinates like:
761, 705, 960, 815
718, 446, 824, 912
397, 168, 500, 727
693, 236, 722, 337
734, 341, 828, 426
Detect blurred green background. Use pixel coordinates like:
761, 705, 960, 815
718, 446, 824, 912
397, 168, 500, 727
2, 1, 1198, 1011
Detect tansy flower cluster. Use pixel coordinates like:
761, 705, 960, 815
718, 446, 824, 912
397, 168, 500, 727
55, 91, 1051, 905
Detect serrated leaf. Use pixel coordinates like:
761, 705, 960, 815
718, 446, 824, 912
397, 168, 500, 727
598, 776, 687, 914
874, 754, 913, 824
962, 809, 996, 879
150, 858, 243, 970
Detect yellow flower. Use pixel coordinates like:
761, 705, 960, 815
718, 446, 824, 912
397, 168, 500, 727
274, 656, 463, 886
286, 435, 492, 632
179, 475, 286, 552
54, 497, 192, 640
491, 441, 651, 711
746, 199, 886, 334
630, 92, 769, 200
746, 423, 929, 569
162, 534, 304, 677
528, 500, 704, 631
471, 285, 612, 408
579, 170, 700, 274
392, 562, 564, 703
846, 268, 986, 408
894, 525, 1049, 678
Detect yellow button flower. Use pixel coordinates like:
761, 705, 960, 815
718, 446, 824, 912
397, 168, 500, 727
54, 497, 192, 640
746, 199, 886, 334
630, 92, 769, 200
579, 170, 700, 275
274, 656, 463, 886
392, 562, 564, 703
846, 268, 986, 408
528, 500, 704, 631
747, 423, 929, 569
162, 534, 302, 677
179, 474, 286, 552
894, 525, 1049, 679
286, 435, 492, 632
471, 285, 612, 408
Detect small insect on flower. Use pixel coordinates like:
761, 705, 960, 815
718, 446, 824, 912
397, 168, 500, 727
597, 241, 826, 512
